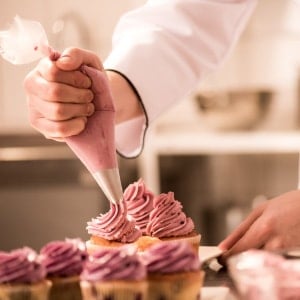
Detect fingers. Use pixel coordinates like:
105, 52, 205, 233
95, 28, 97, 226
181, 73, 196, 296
56, 47, 103, 71
218, 202, 266, 251
29, 108, 88, 139
24, 47, 104, 140
39, 58, 92, 88
25, 69, 94, 104
221, 219, 270, 261
29, 95, 95, 121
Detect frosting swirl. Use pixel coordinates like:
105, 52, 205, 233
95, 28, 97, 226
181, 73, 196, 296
81, 246, 146, 282
142, 241, 200, 273
0, 247, 46, 284
86, 201, 141, 242
39, 238, 87, 277
146, 192, 194, 237
123, 178, 154, 234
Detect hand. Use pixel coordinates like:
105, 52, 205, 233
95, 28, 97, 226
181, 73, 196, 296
219, 190, 300, 261
23, 47, 103, 141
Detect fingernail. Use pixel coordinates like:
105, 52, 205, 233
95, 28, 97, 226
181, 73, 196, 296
58, 55, 73, 64
87, 103, 95, 116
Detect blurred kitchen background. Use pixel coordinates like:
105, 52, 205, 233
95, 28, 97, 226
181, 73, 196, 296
1, 0, 300, 250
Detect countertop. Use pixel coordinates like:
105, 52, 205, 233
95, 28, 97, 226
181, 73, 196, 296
202, 265, 238, 300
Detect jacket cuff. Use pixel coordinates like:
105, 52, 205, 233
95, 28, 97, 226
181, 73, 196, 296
105, 69, 148, 158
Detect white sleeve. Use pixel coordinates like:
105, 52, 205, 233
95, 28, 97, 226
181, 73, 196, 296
104, 0, 258, 158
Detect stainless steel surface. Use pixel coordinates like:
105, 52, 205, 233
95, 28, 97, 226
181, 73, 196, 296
93, 168, 123, 204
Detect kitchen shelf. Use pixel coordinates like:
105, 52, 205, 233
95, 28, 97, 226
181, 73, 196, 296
138, 129, 300, 194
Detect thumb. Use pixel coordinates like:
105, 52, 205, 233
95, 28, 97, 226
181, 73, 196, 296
56, 47, 103, 71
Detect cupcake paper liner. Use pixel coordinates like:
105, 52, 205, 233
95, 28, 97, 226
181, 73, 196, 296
0, 280, 51, 300
48, 276, 82, 300
80, 280, 147, 300
147, 271, 204, 300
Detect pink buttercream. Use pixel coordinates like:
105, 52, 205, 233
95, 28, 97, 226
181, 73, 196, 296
142, 241, 200, 273
81, 246, 146, 282
123, 178, 154, 234
65, 66, 117, 172
86, 200, 142, 243
39, 238, 87, 277
0, 247, 46, 284
146, 192, 194, 238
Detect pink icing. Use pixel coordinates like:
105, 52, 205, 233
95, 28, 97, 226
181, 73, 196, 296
142, 241, 200, 273
81, 246, 146, 282
123, 178, 154, 234
39, 238, 87, 277
0, 247, 46, 284
86, 200, 142, 243
146, 192, 195, 238
65, 65, 117, 172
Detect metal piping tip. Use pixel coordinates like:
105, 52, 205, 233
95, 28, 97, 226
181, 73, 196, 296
92, 168, 123, 204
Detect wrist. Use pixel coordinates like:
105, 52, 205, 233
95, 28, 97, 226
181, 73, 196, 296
105, 70, 144, 124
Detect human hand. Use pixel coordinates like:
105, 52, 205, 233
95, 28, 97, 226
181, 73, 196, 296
219, 190, 300, 261
23, 47, 103, 141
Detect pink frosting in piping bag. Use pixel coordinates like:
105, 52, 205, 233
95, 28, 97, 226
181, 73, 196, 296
0, 16, 123, 204
65, 66, 116, 171
64, 65, 123, 204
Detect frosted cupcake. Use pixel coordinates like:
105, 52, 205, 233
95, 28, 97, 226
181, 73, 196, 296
86, 200, 142, 254
0, 247, 50, 300
80, 246, 147, 300
39, 238, 87, 300
123, 178, 160, 251
142, 240, 204, 300
141, 192, 201, 252
123, 178, 154, 234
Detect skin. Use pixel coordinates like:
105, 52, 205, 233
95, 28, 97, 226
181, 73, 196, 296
23, 47, 144, 141
219, 190, 300, 261
24, 47, 300, 260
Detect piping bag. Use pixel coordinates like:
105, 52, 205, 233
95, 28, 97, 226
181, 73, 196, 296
0, 16, 123, 204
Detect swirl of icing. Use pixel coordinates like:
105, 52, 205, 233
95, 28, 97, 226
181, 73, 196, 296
86, 201, 142, 243
146, 192, 194, 237
81, 246, 146, 282
123, 178, 154, 234
39, 238, 87, 277
0, 247, 46, 283
142, 241, 200, 273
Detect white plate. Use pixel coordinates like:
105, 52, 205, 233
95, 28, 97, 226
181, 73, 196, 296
199, 246, 224, 263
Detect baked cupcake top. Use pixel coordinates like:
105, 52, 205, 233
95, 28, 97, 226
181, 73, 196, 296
142, 240, 200, 274
86, 201, 142, 243
39, 238, 87, 277
146, 192, 195, 238
0, 247, 46, 284
123, 178, 154, 234
81, 246, 146, 282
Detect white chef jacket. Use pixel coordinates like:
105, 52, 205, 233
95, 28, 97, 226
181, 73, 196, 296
104, 0, 258, 158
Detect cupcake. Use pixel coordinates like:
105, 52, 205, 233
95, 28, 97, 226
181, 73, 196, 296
142, 240, 204, 300
80, 246, 147, 300
0, 247, 50, 300
142, 191, 201, 252
123, 178, 154, 234
86, 200, 142, 254
39, 238, 87, 300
